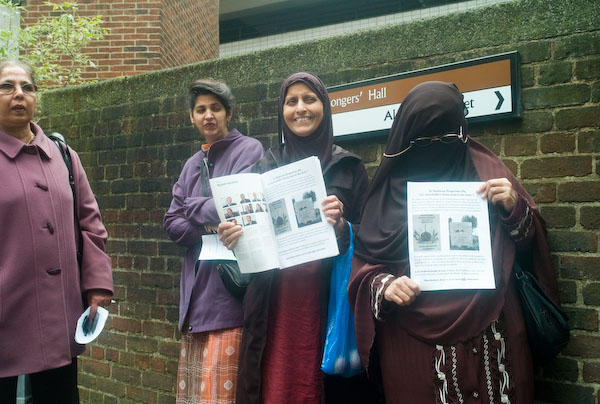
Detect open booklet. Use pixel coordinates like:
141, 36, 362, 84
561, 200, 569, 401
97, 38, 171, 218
209, 156, 339, 274
407, 181, 495, 291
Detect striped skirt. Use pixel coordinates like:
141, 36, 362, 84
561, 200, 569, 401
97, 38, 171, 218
176, 327, 243, 404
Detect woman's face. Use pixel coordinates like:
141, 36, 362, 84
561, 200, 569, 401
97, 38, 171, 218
0, 64, 36, 132
189, 93, 231, 144
283, 82, 323, 137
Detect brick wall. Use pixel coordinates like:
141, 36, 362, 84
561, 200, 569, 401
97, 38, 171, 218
161, 0, 219, 68
37, 0, 600, 402
20, 0, 219, 81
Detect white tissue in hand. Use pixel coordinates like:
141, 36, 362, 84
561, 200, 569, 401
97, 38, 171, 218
74, 306, 109, 344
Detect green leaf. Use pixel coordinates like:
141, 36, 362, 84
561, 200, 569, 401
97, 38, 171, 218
11, 1, 106, 88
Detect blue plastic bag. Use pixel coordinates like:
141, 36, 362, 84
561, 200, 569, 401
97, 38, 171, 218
321, 224, 363, 377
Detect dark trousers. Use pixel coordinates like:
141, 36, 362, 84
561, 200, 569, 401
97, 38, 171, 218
0, 358, 79, 404
324, 372, 384, 404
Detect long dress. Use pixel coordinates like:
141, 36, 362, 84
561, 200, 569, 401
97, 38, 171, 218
236, 144, 371, 404
349, 140, 561, 404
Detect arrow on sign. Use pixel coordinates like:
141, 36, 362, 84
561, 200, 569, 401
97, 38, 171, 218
495, 91, 504, 110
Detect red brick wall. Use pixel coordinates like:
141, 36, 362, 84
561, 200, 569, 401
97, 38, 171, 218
161, 0, 219, 68
20, 0, 219, 81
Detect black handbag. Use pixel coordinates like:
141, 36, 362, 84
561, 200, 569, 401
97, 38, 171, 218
216, 261, 252, 299
198, 162, 253, 299
514, 260, 570, 364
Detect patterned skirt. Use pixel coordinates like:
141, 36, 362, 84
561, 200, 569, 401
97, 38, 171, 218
177, 327, 243, 404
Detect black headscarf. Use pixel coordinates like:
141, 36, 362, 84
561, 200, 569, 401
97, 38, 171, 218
349, 81, 560, 349
354, 81, 478, 269
279, 72, 334, 167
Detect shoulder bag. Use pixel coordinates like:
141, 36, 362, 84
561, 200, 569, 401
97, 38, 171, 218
216, 262, 252, 299
514, 260, 570, 364
199, 157, 252, 299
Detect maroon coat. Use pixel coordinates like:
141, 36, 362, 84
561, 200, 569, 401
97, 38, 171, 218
0, 123, 113, 377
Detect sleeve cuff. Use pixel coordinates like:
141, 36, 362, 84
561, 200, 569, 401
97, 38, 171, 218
336, 220, 351, 255
499, 194, 533, 242
370, 273, 395, 320
498, 193, 525, 224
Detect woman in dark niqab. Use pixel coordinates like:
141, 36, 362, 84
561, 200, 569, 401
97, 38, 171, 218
348, 81, 562, 403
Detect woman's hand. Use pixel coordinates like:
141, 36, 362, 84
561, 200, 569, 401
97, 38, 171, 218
384, 276, 421, 306
218, 221, 243, 250
87, 289, 112, 323
321, 195, 345, 234
477, 178, 517, 213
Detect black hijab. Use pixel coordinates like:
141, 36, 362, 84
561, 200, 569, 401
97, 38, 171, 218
279, 72, 334, 167
354, 81, 478, 269
349, 81, 560, 348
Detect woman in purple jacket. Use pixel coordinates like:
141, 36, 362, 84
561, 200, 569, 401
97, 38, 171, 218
0, 60, 114, 403
164, 78, 264, 403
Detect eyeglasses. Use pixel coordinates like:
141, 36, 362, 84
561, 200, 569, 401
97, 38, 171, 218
0, 82, 37, 95
383, 127, 467, 158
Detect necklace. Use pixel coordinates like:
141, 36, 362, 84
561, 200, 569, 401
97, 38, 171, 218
25, 133, 35, 145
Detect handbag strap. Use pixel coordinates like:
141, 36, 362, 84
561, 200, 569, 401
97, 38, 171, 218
348, 222, 353, 248
513, 259, 530, 281
48, 132, 83, 269
200, 156, 211, 197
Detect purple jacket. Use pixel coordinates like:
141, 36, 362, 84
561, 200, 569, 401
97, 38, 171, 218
0, 123, 114, 377
164, 129, 264, 333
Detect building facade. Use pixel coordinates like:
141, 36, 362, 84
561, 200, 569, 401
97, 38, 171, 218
18, 0, 219, 80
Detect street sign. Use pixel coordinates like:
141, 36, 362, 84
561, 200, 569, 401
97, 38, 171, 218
327, 52, 520, 140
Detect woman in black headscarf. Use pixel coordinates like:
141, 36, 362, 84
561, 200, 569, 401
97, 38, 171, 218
219, 72, 379, 404
348, 81, 561, 403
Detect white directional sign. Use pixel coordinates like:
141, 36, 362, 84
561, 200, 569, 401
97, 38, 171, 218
328, 52, 520, 139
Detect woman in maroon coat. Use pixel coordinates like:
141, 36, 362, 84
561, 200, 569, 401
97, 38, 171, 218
348, 81, 562, 404
0, 60, 113, 403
